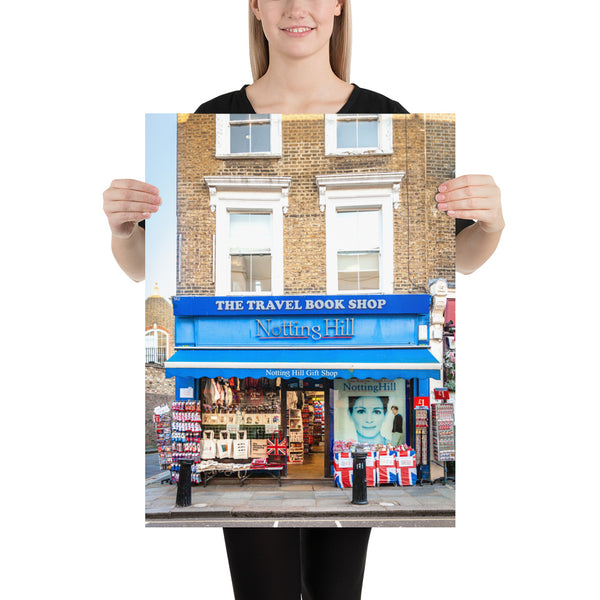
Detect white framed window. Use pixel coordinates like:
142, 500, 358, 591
316, 172, 405, 294
215, 114, 282, 158
204, 176, 290, 295
335, 208, 381, 291
324, 114, 393, 156
229, 212, 272, 293
145, 326, 169, 365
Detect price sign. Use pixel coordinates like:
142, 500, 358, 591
414, 396, 430, 409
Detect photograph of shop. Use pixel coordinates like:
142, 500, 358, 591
150, 113, 456, 487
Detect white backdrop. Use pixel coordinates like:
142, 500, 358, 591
2, 1, 598, 598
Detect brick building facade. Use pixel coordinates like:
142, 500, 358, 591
176, 114, 455, 296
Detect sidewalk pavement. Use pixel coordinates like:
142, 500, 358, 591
145, 473, 455, 525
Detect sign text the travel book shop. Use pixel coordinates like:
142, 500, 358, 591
214, 297, 388, 312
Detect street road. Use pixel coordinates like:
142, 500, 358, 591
146, 516, 454, 527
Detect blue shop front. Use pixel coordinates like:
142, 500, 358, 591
165, 294, 440, 480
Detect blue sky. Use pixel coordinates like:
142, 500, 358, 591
145, 114, 176, 300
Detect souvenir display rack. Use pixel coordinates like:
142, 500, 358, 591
153, 404, 172, 470
171, 400, 202, 463
414, 408, 429, 466
413, 406, 432, 485
431, 402, 455, 462
312, 399, 324, 443
287, 408, 304, 464
301, 405, 313, 453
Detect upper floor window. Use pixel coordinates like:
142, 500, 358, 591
337, 114, 378, 149
336, 208, 381, 291
230, 114, 271, 153
316, 172, 404, 294
324, 114, 393, 156
215, 114, 282, 158
204, 176, 290, 295
229, 212, 272, 293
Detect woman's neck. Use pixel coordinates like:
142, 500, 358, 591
246, 52, 353, 114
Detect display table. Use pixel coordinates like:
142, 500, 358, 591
239, 465, 284, 487
195, 462, 284, 487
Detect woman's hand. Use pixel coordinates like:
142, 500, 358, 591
435, 174, 504, 233
436, 174, 505, 274
103, 179, 158, 282
103, 179, 161, 239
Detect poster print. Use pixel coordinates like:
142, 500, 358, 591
145, 113, 456, 525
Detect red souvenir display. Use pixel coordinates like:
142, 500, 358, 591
333, 451, 377, 488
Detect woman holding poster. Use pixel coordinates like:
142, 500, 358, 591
102, 1, 504, 599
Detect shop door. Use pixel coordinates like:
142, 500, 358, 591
283, 379, 330, 479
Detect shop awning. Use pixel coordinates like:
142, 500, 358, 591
165, 348, 441, 380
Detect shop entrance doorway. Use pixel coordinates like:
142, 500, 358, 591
283, 379, 330, 480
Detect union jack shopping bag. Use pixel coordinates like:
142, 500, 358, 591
266, 432, 287, 456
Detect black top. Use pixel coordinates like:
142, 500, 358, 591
195, 84, 408, 115
140, 85, 473, 235
392, 413, 403, 434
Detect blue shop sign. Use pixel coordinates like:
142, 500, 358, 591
173, 294, 431, 349
173, 294, 430, 316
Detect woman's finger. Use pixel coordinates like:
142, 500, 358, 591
438, 174, 495, 192
105, 200, 161, 215
436, 184, 498, 204
109, 179, 159, 195
108, 211, 153, 225
437, 197, 494, 213
444, 209, 489, 221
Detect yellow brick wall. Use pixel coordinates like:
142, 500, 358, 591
176, 114, 455, 296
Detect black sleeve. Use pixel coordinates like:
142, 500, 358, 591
455, 218, 474, 235
138, 220, 145, 229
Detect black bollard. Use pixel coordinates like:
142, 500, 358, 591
175, 459, 194, 507
351, 451, 368, 505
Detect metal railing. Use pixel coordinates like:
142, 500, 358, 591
145, 347, 169, 365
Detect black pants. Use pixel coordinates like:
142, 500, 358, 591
223, 527, 371, 600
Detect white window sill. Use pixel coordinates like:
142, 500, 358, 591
331, 289, 384, 295
325, 148, 393, 157
216, 152, 282, 160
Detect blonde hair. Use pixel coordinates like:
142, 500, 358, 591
249, 0, 352, 82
